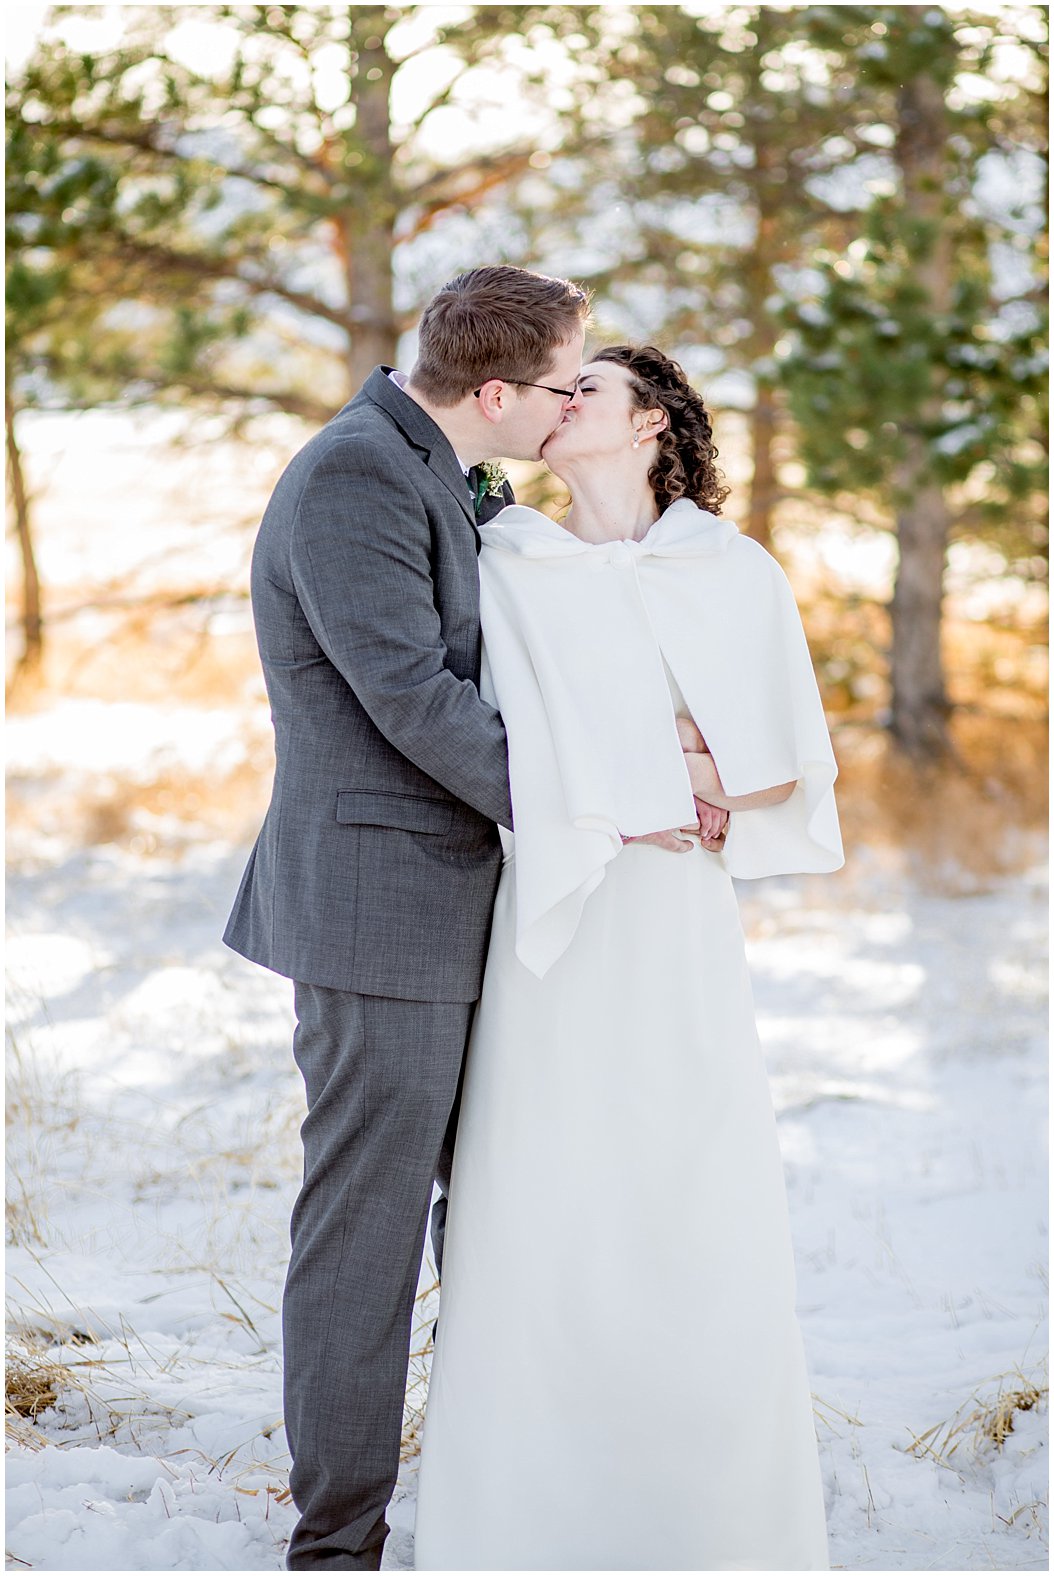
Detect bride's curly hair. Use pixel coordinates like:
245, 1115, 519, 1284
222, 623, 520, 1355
592, 345, 730, 516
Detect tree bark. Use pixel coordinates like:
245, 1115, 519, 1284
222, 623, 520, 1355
5, 390, 42, 673
747, 376, 778, 550
337, 13, 400, 396
890, 457, 950, 756
889, 41, 953, 757
742, 13, 783, 551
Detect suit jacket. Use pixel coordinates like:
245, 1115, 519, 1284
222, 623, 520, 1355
223, 367, 515, 1001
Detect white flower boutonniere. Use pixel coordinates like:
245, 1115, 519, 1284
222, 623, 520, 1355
475, 460, 509, 510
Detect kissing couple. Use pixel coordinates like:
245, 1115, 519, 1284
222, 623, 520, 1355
225, 265, 843, 1571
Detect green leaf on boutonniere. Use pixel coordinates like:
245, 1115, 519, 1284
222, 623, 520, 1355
475, 460, 509, 511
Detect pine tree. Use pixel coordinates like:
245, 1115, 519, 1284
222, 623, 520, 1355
6, 81, 133, 673
5, 2, 597, 664
778, 5, 1047, 757
541, 4, 865, 548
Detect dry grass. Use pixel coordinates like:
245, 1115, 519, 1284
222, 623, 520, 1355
5, 1295, 271, 1448
904, 1364, 1049, 1469
75, 759, 271, 853
5, 1029, 86, 1249
791, 567, 1048, 887
6, 1346, 70, 1421
832, 712, 1048, 889
8, 575, 1048, 881
812, 1392, 864, 1436
402, 1275, 440, 1461
4, 1323, 84, 1453
5, 1312, 296, 1533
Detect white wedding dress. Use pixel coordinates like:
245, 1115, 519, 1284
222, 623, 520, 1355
413, 502, 843, 1572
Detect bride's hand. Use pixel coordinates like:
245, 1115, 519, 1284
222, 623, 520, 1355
620, 726, 726, 852
694, 798, 728, 849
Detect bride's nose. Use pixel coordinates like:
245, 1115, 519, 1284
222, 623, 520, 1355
564, 385, 583, 410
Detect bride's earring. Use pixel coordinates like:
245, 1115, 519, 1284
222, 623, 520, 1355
632, 430, 640, 449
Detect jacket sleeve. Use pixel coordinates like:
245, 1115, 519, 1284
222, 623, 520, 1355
289, 436, 513, 828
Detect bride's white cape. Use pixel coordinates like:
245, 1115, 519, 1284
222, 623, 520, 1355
478, 499, 843, 977
413, 500, 838, 1572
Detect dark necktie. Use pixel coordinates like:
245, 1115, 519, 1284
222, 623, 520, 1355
466, 466, 481, 514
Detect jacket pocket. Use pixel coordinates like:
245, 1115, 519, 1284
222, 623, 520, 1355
336, 790, 454, 835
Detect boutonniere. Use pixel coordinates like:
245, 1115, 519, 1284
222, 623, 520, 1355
475, 460, 509, 511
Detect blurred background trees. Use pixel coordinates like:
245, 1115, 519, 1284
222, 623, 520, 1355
779, 4, 1047, 755
6, 1, 1048, 769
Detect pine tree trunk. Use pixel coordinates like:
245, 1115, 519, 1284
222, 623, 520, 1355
890, 457, 949, 756
339, 14, 399, 396
747, 377, 777, 550
5, 390, 42, 673
889, 40, 952, 757
743, 14, 780, 552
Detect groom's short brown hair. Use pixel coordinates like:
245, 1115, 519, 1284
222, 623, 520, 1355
410, 266, 591, 406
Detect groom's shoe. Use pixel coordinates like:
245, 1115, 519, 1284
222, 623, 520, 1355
286, 1550, 382, 1572
285, 1523, 385, 1571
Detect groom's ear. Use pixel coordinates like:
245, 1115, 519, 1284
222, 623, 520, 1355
475, 379, 510, 424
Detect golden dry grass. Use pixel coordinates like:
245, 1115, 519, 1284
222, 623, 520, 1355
833, 713, 1048, 887
6, 1348, 67, 1420
904, 1364, 1049, 1468
402, 1275, 440, 1461
5, 1324, 83, 1450
6, 560, 1047, 878
4, 1313, 296, 1511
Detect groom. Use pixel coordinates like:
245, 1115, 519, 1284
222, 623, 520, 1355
224, 266, 590, 1569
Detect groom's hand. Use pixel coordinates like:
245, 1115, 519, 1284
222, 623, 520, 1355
620, 714, 729, 852
622, 827, 696, 853
620, 804, 728, 853
620, 803, 729, 854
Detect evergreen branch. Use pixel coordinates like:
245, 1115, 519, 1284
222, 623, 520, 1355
406, 143, 554, 207
36, 117, 330, 205
132, 41, 345, 183
400, 151, 539, 241
140, 371, 335, 423
398, 130, 618, 238
403, 71, 462, 133
28, 352, 334, 423
105, 238, 351, 333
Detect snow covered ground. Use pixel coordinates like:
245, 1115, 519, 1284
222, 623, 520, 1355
7, 822, 1047, 1571
6, 412, 1047, 1568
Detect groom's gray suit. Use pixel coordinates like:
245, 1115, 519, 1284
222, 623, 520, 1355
224, 367, 514, 1569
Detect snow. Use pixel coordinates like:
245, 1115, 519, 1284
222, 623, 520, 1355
935, 420, 988, 456
6, 829, 1047, 1570
7, 701, 260, 783
6, 414, 1047, 1570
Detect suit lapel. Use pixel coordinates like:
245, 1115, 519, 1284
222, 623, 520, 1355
361, 367, 476, 529
427, 447, 478, 529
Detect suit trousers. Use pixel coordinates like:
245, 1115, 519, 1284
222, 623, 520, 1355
283, 982, 473, 1570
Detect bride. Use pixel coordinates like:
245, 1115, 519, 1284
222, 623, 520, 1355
412, 345, 843, 1571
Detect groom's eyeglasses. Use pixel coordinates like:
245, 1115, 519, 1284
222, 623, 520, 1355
474, 379, 578, 400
